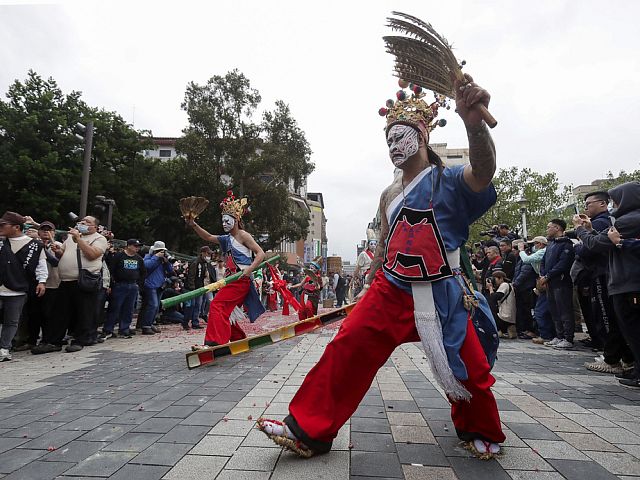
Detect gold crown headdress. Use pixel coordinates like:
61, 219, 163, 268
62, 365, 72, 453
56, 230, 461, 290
220, 190, 248, 219
379, 79, 449, 138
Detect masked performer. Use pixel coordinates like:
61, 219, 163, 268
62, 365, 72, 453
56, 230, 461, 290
353, 239, 377, 295
187, 192, 265, 346
288, 257, 323, 320
259, 75, 504, 458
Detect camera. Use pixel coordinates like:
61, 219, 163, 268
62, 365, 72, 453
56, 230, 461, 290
480, 227, 499, 237
68, 212, 79, 223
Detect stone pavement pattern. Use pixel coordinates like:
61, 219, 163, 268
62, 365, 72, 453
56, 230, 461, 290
1, 319, 640, 479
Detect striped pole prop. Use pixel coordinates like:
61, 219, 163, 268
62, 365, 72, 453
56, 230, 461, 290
161, 255, 281, 309
185, 303, 355, 369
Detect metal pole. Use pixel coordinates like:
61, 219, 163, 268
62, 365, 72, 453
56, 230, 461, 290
79, 121, 94, 218
521, 209, 528, 240
106, 203, 114, 231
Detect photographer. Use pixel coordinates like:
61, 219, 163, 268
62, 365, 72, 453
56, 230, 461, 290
486, 270, 517, 339
141, 241, 174, 335
481, 246, 503, 296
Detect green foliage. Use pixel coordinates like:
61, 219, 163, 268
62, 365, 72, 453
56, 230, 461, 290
174, 69, 314, 251
0, 70, 315, 254
599, 168, 640, 190
0, 70, 167, 244
469, 167, 571, 242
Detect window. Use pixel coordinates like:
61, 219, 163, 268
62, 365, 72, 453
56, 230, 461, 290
447, 155, 463, 159
159, 149, 172, 158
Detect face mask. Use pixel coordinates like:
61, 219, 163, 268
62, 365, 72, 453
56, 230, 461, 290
76, 224, 90, 234
203, 256, 211, 262
607, 200, 617, 215
222, 214, 235, 232
387, 124, 420, 167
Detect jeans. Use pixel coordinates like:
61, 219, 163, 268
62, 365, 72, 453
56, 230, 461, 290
24, 289, 59, 345
534, 292, 555, 340
0, 295, 27, 349
183, 295, 203, 327
547, 282, 575, 342
104, 283, 139, 333
141, 287, 161, 328
161, 310, 184, 324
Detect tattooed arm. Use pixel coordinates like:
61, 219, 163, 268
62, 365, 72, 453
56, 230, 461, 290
453, 73, 496, 192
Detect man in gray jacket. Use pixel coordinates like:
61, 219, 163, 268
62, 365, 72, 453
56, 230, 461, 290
574, 181, 640, 388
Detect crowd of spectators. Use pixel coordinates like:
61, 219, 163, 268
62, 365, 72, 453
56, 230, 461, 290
0, 211, 351, 361
470, 181, 640, 388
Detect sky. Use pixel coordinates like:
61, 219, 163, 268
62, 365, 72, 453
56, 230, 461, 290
2, 0, 639, 262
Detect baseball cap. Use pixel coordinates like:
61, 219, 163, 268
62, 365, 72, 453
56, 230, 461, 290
0, 211, 25, 226
127, 239, 141, 246
39, 221, 56, 230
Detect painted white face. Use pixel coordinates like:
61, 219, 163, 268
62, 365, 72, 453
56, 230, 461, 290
222, 214, 235, 233
387, 124, 420, 167
368, 240, 377, 251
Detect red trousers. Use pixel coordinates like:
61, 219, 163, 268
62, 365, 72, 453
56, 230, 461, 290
287, 271, 504, 449
204, 278, 248, 345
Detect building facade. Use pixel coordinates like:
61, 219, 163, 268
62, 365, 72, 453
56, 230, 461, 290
143, 137, 179, 161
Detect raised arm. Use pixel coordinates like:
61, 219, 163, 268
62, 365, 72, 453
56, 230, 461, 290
186, 218, 219, 244
456, 74, 496, 193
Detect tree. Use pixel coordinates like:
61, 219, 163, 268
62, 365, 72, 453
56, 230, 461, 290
0, 70, 163, 243
599, 167, 640, 190
175, 70, 314, 251
469, 167, 571, 243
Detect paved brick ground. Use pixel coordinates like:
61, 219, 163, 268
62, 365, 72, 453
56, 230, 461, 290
1, 314, 640, 479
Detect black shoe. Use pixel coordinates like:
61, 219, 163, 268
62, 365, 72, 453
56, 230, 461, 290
100, 331, 115, 340
31, 343, 62, 355
192, 325, 204, 330
182, 325, 191, 331
619, 377, 640, 388
616, 371, 637, 380
119, 329, 133, 339
151, 325, 161, 333
141, 328, 156, 335
65, 344, 83, 353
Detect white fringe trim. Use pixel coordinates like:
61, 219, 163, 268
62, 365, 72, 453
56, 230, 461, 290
412, 282, 471, 402
229, 306, 247, 325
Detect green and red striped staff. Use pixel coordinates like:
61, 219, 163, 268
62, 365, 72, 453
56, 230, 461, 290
161, 255, 281, 309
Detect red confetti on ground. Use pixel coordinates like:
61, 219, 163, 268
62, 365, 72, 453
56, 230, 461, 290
348, 443, 354, 449
223, 417, 229, 422
47, 446, 56, 451
247, 415, 253, 420
138, 406, 144, 411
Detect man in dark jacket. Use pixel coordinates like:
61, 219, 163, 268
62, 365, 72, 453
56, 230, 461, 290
540, 219, 575, 349
574, 181, 640, 387
575, 191, 634, 374
499, 239, 518, 282
184, 246, 215, 330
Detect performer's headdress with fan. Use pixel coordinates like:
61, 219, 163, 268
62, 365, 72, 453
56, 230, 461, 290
179, 196, 209, 221
383, 11, 497, 128
220, 190, 248, 220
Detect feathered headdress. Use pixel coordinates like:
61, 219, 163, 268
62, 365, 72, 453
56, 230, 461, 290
179, 196, 209, 221
220, 190, 248, 219
383, 11, 497, 128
